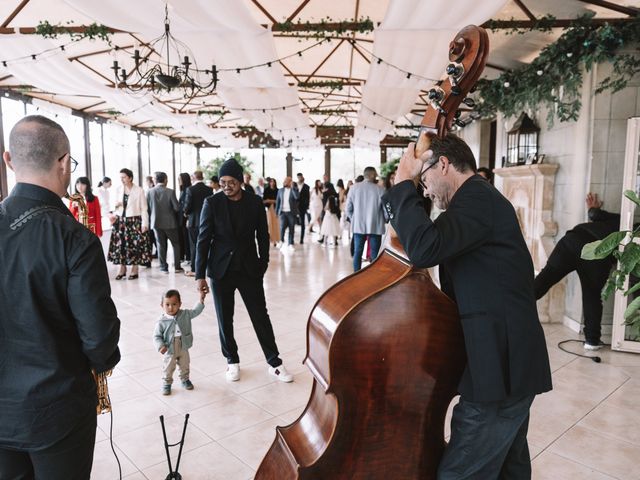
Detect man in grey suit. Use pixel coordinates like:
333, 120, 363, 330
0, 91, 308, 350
147, 171, 182, 273
346, 166, 386, 271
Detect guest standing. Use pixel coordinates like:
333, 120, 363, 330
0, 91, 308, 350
96, 176, 112, 232
0, 115, 120, 479
195, 159, 293, 383
108, 168, 151, 280
178, 172, 192, 266
262, 177, 280, 246
69, 176, 102, 237
147, 171, 182, 274
276, 176, 299, 251
309, 179, 323, 234
184, 170, 213, 276
319, 183, 341, 246
296, 173, 310, 244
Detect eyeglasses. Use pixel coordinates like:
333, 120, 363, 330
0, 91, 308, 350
57, 153, 79, 173
219, 179, 239, 188
418, 160, 437, 191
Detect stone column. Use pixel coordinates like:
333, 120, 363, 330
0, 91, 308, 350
494, 163, 562, 323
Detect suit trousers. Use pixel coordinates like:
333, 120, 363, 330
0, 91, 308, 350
0, 410, 96, 480
298, 209, 307, 243
279, 212, 296, 245
437, 395, 535, 480
210, 270, 282, 367
162, 337, 190, 384
154, 227, 181, 271
188, 225, 199, 272
534, 232, 611, 344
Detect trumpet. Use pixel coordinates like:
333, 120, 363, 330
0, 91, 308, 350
65, 192, 113, 415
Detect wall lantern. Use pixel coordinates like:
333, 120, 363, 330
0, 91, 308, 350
506, 113, 539, 166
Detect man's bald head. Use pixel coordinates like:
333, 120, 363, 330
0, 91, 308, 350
8, 115, 69, 173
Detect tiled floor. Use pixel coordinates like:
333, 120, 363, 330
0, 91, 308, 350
92, 232, 640, 480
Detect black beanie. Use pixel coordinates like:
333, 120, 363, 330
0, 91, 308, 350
218, 159, 243, 182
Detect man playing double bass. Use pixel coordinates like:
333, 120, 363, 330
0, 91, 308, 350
382, 133, 552, 479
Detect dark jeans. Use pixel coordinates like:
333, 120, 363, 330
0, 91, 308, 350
437, 395, 535, 480
210, 271, 282, 367
534, 230, 612, 344
298, 209, 307, 243
154, 227, 181, 271
279, 212, 296, 246
353, 233, 382, 271
0, 411, 96, 480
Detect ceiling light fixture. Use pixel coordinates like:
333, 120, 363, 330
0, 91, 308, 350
111, 4, 217, 98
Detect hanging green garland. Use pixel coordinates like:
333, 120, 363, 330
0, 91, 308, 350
297, 80, 345, 90
476, 13, 640, 125
35, 20, 113, 44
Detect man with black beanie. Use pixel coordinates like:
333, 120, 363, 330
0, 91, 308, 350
195, 158, 293, 383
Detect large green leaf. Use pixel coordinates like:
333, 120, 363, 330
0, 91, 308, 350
620, 242, 640, 274
602, 276, 617, 301
581, 231, 626, 260
624, 279, 640, 297
623, 296, 640, 320
624, 190, 640, 207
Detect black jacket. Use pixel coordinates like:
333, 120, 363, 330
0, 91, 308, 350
297, 182, 310, 212
184, 182, 213, 229
195, 190, 269, 280
0, 183, 121, 449
383, 176, 552, 402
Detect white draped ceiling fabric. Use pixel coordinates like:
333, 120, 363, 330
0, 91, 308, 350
352, 0, 506, 147
0, 0, 506, 149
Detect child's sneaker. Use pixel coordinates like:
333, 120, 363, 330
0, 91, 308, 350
162, 384, 171, 395
268, 365, 293, 383
182, 380, 194, 390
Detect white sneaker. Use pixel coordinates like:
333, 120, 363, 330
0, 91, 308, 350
584, 341, 604, 351
226, 363, 240, 382
287, 244, 295, 251
268, 365, 293, 383
279, 242, 287, 251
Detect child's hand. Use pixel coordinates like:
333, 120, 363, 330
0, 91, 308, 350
159, 346, 168, 354
199, 290, 206, 303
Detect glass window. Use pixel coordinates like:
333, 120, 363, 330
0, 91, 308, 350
149, 135, 174, 190
103, 122, 138, 187
292, 148, 324, 185
141, 133, 151, 182
89, 121, 104, 186
177, 142, 198, 176
262, 148, 287, 184
1, 97, 26, 194
331, 148, 381, 185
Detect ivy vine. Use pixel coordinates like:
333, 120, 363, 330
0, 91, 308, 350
274, 17, 374, 39
35, 20, 113, 44
476, 13, 640, 126
298, 80, 346, 90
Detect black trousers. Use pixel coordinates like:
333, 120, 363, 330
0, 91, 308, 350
279, 212, 296, 246
0, 411, 96, 480
534, 230, 612, 344
154, 227, 181, 271
298, 209, 307, 243
210, 271, 282, 367
437, 395, 534, 480
188, 225, 198, 272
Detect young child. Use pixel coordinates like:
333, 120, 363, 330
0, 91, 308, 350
153, 289, 205, 395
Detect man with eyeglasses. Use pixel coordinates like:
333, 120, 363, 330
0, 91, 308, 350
382, 133, 552, 479
195, 158, 293, 383
0, 115, 120, 479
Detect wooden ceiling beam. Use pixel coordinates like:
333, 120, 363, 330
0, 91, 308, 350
286, 0, 313, 23
512, 0, 537, 21
304, 39, 345, 83
482, 17, 634, 28
575, 0, 639, 16
268, 21, 374, 32
251, 0, 278, 24
1, 0, 31, 28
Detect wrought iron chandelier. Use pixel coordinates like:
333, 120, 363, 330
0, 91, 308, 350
111, 4, 217, 98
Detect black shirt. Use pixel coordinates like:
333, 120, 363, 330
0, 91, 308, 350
0, 183, 121, 449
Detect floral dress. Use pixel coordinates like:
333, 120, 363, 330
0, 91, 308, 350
107, 193, 151, 265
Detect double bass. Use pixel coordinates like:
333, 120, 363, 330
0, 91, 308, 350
256, 25, 490, 479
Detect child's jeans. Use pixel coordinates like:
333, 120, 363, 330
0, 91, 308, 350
162, 337, 190, 384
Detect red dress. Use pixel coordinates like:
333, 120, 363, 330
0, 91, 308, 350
70, 196, 103, 237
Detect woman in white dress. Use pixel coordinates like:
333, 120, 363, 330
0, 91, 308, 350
319, 183, 342, 246
308, 179, 324, 233
96, 176, 112, 232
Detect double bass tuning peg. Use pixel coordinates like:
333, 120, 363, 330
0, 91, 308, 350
462, 97, 476, 108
